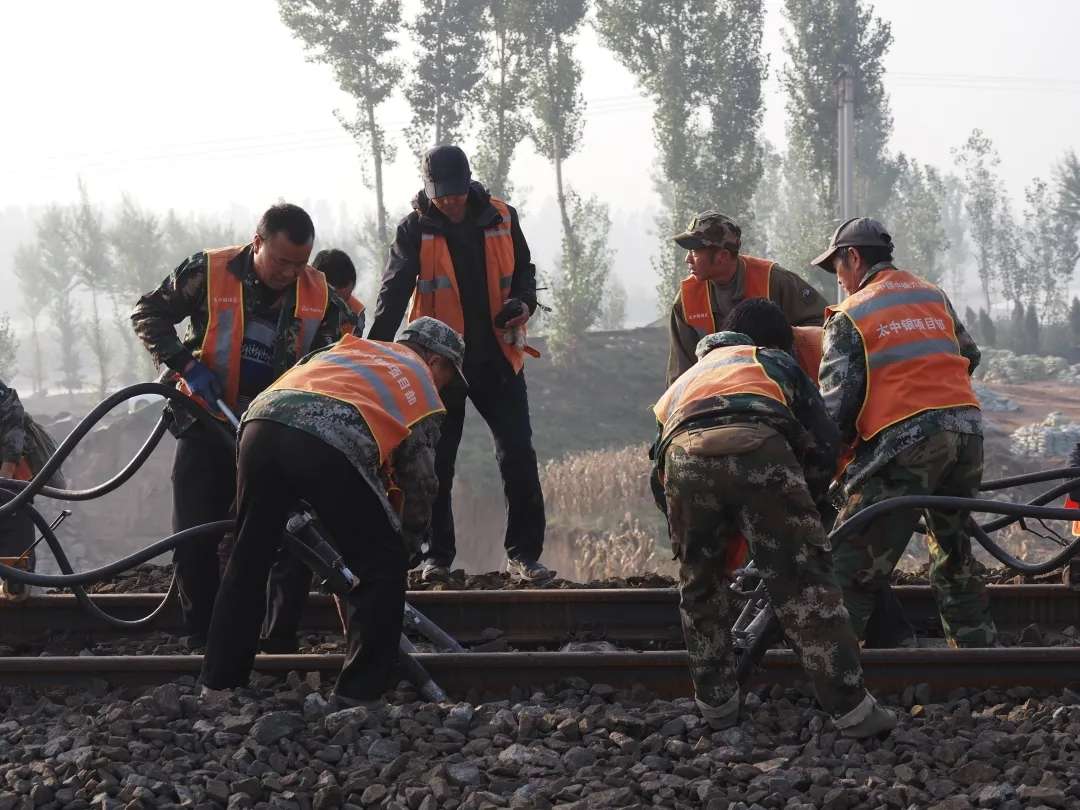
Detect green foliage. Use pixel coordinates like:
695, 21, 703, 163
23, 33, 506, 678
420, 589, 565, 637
963, 306, 979, 343
937, 172, 969, 297
472, 0, 531, 200
546, 190, 612, 360
403, 0, 486, 157
885, 156, 949, 283
13, 243, 49, 393
953, 129, 1003, 310
279, 0, 402, 243
35, 205, 83, 395
1023, 303, 1041, 355
977, 308, 996, 348
1019, 177, 1077, 323
780, 0, 895, 215
1070, 297, 1080, 344
599, 277, 628, 331
70, 180, 114, 395
0, 314, 17, 381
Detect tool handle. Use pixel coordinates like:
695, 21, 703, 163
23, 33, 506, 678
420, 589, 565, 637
215, 400, 241, 429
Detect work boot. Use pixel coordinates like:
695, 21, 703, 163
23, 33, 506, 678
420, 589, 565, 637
833, 693, 897, 739
506, 558, 556, 583
419, 559, 451, 584
330, 691, 386, 713
696, 689, 741, 730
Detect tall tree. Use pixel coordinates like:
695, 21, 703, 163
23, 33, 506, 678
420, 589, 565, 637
780, 0, 895, 216
1019, 177, 1077, 323
595, 0, 710, 309
599, 277, 628, 331
938, 172, 969, 298
473, 0, 531, 199
12, 243, 49, 394
885, 156, 949, 283
279, 0, 403, 245
0, 315, 17, 382
695, 0, 767, 226
953, 129, 1003, 311
977, 308, 996, 348
404, 0, 486, 157
110, 195, 167, 381
69, 179, 114, 395
36, 206, 83, 396
1069, 297, 1080, 345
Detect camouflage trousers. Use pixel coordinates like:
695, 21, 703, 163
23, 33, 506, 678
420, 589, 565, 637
834, 431, 997, 648
664, 424, 867, 716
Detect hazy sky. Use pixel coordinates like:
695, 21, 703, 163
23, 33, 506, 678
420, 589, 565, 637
3, 0, 1080, 313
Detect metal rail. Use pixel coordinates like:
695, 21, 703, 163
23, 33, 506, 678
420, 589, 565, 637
3, 647, 1080, 699
9, 585, 1080, 644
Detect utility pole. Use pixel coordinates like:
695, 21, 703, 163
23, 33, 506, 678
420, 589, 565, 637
836, 67, 855, 303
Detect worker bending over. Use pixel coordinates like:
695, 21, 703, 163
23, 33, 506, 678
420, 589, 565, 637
666, 211, 827, 385
651, 298, 894, 738
314, 248, 366, 336
131, 204, 347, 643
814, 217, 997, 648
200, 318, 463, 704
369, 144, 550, 584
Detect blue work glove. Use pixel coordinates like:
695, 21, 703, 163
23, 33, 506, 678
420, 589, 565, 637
182, 360, 224, 406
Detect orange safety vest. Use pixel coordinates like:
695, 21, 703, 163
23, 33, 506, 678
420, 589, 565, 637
178, 246, 329, 415
826, 268, 979, 441
12, 457, 32, 482
1066, 495, 1080, 537
791, 326, 823, 385
340, 294, 367, 338
409, 198, 534, 373
654, 344, 788, 438
680, 256, 775, 338
267, 334, 446, 465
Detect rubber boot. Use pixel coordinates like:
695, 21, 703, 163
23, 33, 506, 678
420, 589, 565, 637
833, 692, 897, 739
696, 689, 741, 730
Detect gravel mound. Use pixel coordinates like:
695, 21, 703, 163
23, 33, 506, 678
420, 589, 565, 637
3, 675, 1080, 810
1010, 412, 1080, 458
974, 349, 1080, 385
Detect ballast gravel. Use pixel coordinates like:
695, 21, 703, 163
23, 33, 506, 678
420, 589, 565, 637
2, 675, 1080, 810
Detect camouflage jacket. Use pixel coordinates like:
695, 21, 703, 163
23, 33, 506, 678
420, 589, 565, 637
130, 243, 349, 433
667, 260, 829, 385
0, 379, 27, 466
820, 263, 982, 495
242, 376, 443, 554
651, 332, 841, 508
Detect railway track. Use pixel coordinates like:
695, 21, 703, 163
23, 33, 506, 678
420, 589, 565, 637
3, 647, 1080, 698
9, 584, 1080, 644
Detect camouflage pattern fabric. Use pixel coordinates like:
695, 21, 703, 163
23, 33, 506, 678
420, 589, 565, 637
820, 263, 982, 495
672, 211, 743, 252
130, 244, 350, 434
664, 427, 867, 716
832, 430, 997, 647
667, 263, 828, 385
0, 380, 26, 466
242, 388, 443, 555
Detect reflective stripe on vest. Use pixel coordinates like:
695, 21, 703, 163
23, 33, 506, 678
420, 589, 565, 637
410, 198, 529, 373
679, 256, 775, 338
178, 246, 329, 414
267, 335, 445, 464
791, 326, 823, 385
826, 268, 979, 441
653, 344, 788, 437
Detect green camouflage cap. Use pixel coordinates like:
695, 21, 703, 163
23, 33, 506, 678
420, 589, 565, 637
399, 317, 467, 387
672, 211, 742, 251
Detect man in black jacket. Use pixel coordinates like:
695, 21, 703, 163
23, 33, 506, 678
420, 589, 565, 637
368, 145, 551, 583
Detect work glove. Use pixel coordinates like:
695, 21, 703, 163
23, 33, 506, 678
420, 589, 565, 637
493, 298, 529, 329
182, 360, 224, 407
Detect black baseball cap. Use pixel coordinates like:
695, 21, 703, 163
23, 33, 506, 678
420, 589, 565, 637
422, 145, 471, 199
811, 217, 894, 273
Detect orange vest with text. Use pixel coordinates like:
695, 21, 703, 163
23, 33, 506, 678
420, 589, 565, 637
178, 246, 329, 415
266, 334, 446, 465
791, 326, 823, 385
341, 294, 367, 338
680, 256, 775, 338
409, 198, 531, 373
654, 344, 788, 439
826, 268, 979, 441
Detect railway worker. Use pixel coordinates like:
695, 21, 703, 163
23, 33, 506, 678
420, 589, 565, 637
131, 203, 349, 645
368, 144, 551, 585
200, 318, 461, 705
813, 217, 997, 648
650, 298, 895, 738
666, 211, 828, 386
314, 248, 366, 337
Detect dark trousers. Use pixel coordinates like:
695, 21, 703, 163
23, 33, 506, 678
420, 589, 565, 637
430, 366, 545, 566
172, 423, 311, 643
201, 420, 408, 700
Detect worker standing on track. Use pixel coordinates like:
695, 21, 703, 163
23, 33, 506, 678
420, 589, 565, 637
313, 248, 366, 337
368, 144, 551, 584
200, 318, 462, 704
650, 299, 895, 738
131, 204, 348, 646
666, 211, 828, 386
814, 217, 998, 648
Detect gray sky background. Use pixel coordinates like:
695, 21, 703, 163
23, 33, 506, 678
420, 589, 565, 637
3, 0, 1080, 324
